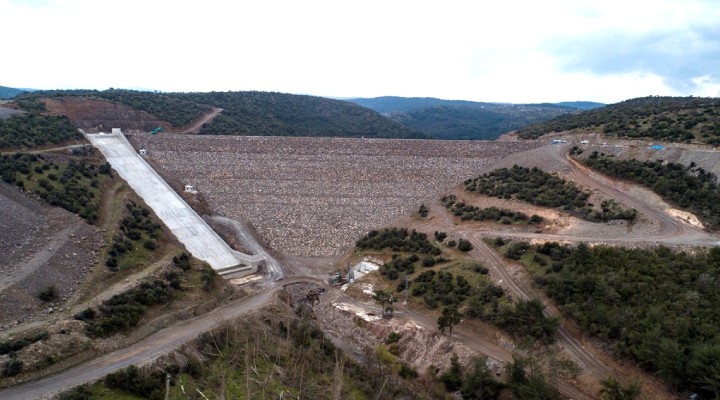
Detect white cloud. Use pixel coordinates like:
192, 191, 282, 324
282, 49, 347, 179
1, 0, 718, 103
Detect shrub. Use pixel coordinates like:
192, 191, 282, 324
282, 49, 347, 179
143, 239, 158, 250
457, 239, 474, 252
173, 252, 192, 271
1, 357, 23, 377
418, 204, 429, 217
59, 385, 93, 400
37, 285, 59, 302
385, 331, 402, 345
422, 257, 437, 267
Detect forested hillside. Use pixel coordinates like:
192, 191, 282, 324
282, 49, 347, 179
348, 96, 497, 114
0, 101, 82, 150
348, 96, 587, 140
18, 89, 210, 126
174, 91, 425, 138
390, 105, 571, 140
18, 90, 425, 139
508, 241, 720, 398
518, 96, 720, 145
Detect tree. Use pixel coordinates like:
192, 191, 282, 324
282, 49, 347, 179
507, 355, 558, 400
438, 305, 462, 336
461, 356, 503, 399
440, 353, 463, 391
373, 289, 397, 317
687, 343, 720, 399
599, 376, 641, 400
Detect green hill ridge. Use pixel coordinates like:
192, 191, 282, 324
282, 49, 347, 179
517, 96, 720, 145
19, 90, 425, 139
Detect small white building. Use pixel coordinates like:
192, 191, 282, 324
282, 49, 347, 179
139, 148, 147, 156
184, 184, 197, 194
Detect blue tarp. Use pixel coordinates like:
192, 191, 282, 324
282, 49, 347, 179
650, 144, 665, 150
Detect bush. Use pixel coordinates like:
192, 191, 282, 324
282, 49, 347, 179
418, 204, 429, 217
59, 385, 93, 400
83, 280, 174, 337
201, 267, 215, 292
37, 285, 59, 302
398, 362, 418, 379
173, 252, 192, 271
143, 239, 158, 250
422, 257, 437, 267
385, 331, 402, 345
1, 357, 23, 377
457, 239, 474, 252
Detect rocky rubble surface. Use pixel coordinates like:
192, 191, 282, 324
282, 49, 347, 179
143, 135, 541, 258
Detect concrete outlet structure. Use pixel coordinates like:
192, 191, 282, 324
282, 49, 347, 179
86, 130, 263, 277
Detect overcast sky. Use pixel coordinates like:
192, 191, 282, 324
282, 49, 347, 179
2, 0, 718, 103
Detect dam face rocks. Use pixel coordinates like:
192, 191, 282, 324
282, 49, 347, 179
143, 135, 541, 259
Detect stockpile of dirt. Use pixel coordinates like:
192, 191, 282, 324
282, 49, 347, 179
43, 97, 170, 133
143, 135, 542, 259
0, 183, 103, 329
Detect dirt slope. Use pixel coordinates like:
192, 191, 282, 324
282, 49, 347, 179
44, 97, 169, 133
0, 183, 102, 329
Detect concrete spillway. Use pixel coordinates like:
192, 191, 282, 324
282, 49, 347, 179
86, 131, 262, 276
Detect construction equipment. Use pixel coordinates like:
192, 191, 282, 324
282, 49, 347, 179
328, 270, 347, 286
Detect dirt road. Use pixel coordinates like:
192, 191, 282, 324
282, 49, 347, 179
471, 240, 615, 383
177, 107, 223, 134
0, 224, 82, 292
0, 277, 324, 400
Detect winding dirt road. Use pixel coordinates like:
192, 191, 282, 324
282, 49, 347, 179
447, 142, 718, 396
0, 276, 323, 400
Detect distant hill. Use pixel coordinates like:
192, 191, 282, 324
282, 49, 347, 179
347, 96, 496, 114
517, 96, 720, 145
555, 101, 605, 110
0, 86, 26, 99
347, 96, 589, 140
